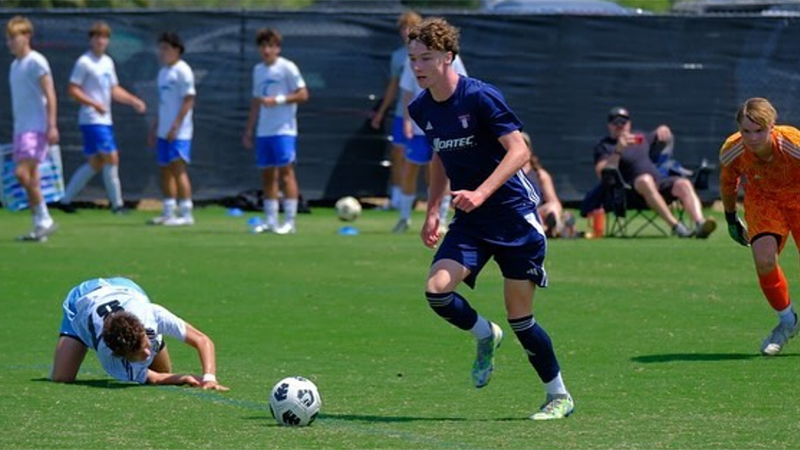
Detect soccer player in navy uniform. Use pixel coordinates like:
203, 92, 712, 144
407, 18, 574, 420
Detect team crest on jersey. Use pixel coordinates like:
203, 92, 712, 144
458, 114, 471, 129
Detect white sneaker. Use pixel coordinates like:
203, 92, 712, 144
761, 313, 800, 356
17, 221, 58, 242
274, 222, 296, 235
163, 216, 194, 227
147, 215, 172, 225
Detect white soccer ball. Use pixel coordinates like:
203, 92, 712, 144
335, 196, 362, 222
269, 376, 322, 427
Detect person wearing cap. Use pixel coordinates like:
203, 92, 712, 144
147, 32, 196, 226
51, 277, 229, 390
593, 107, 717, 238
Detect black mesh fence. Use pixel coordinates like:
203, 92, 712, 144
1, 10, 798, 202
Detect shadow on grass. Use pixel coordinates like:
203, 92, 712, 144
31, 377, 139, 389
245, 413, 530, 423
631, 352, 800, 363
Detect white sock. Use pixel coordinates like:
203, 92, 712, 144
544, 372, 569, 397
283, 198, 298, 226
32, 203, 53, 228
439, 195, 452, 224
178, 199, 193, 218
62, 163, 96, 204
264, 199, 279, 228
102, 164, 123, 208
399, 193, 415, 221
163, 198, 177, 218
390, 185, 402, 209
778, 304, 796, 326
470, 316, 493, 340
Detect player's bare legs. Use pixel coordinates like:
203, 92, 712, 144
51, 336, 88, 383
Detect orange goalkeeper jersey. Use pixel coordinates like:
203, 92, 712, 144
719, 125, 800, 200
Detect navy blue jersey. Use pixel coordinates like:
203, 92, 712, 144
408, 76, 539, 221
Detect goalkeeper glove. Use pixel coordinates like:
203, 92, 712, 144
725, 212, 749, 247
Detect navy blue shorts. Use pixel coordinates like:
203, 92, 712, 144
432, 210, 548, 289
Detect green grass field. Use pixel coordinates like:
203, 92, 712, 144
1, 205, 798, 449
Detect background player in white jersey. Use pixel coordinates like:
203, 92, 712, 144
370, 11, 422, 210
56, 22, 146, 214
51, 277, 229, 390
392, 52, 465, 233
408, 18, 573, 420
242, 28, 309, 235
6, 16, 59, 242
147, 32, 195, 227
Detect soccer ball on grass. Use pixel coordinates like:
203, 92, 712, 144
269, 376, 322, 426
335, 196, 362, 222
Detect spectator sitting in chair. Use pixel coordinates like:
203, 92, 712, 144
521, 132, 577, 238
594, 107, 716, 238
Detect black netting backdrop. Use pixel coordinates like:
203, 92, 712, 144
0, 10, 798, 202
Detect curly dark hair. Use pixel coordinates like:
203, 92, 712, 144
407, 17, 459, 57
103, 311, 145, 358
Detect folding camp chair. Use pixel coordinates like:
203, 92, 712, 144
601, 167, 668, 238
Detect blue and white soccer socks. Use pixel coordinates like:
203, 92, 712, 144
62, 163, 96, 204
102, 164, 123, 209
508, 315, 561, 384
426, 291, 479, 331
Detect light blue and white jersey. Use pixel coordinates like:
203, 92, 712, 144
9, 50, 51, 134
157, 59, 195, 140
390, 46, 407, 119
69, 52, 118, 125
252, 56, 306, 137
399, 55, 467, 135
62, 278, 187, 384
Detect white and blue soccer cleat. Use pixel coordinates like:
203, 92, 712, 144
472, 322, 503, 388
531, 394, 575, 420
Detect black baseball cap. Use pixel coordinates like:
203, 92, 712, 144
607, 107, 630, 123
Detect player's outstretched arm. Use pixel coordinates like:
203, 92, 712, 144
111, 85, 146, 113
184, 322, 230, 391
145, 370, 201, 387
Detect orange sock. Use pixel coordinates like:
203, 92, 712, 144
758, 267, 790, 311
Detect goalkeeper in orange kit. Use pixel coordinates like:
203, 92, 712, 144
719, 97, 800, 355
